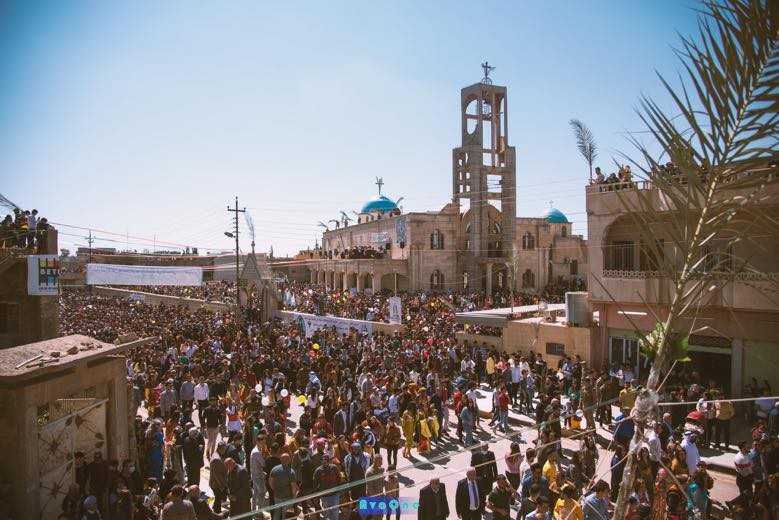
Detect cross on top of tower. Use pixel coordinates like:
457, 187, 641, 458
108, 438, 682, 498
375, 176, 384, 195
481, 61, 495, 84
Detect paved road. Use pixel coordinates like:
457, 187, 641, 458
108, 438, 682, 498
179, 383, 738, 519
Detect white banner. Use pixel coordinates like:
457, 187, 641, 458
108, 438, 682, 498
388, 296, 402, 324
289, 312, 373, 338
86, 264, 203, 286
28, 255, 60, 296
371, 232, 390, 243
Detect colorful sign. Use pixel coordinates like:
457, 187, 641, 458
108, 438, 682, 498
27, 255, 60, 296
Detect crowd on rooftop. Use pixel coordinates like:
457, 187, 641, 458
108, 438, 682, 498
53, 280, 779, 520
120, 282, 239, 303
0, 207, 53, 252
321, 246, 388, 260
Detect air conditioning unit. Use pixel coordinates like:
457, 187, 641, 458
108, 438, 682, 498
565, 292, 591, 327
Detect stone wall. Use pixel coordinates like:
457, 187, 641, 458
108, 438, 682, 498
93, 286, 232, 312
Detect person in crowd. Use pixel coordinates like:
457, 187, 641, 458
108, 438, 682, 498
159, 484, 196, 520
225, 457, 252, 517
455, 467, 486, 520
487, 474, 519, 520
313, 453, 342, 520
187, 485, 222, 519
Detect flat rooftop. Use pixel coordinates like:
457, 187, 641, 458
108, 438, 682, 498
455, 303, 566, 327
0, 334, 148, 384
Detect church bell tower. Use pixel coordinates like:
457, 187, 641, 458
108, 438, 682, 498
453, 63, 517, 291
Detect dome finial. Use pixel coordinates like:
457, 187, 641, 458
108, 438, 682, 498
375, 176, 384, 195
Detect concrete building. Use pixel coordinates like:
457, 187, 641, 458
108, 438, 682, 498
0, 335, 141, 519
586, 167, 779, 395
306, 75, 587, 294
0, 229, 60, 348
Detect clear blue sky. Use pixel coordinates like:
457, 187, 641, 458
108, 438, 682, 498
0, 1, 698, 256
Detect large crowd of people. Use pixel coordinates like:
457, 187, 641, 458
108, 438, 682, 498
119, 282, 239, 303
55, 283, 778, 520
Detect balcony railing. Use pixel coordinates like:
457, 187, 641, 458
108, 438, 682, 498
602, 269, 779, 281
602, 269, 660, 279
588, 181, 653, 193
589, 166, 776, 195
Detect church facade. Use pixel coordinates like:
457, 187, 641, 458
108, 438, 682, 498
307, 77, 588, 294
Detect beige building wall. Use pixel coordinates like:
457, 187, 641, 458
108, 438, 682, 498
501, 318, 599, 367
585, 173, 779, 395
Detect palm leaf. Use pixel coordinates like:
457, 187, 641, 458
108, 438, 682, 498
611, 0, 779, 516
569, 119, 598, 178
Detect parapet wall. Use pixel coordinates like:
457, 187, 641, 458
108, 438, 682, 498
275, 310, 405, 336
93, 287, 232, 312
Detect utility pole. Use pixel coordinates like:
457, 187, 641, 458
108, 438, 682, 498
87, 230, 94, 263
227, 196, 246, 321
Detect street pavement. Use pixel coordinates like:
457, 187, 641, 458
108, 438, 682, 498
181, 382, 739, 519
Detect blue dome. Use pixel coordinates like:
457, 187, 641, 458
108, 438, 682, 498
544, 208, 569, 223
361, 195, 398, 214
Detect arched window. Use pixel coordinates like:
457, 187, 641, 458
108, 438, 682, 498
561, 226, 568, 238
462, 271, 469, 289
522, 269, 535, 288
430, 229, 444, 250
497, 271, 504, 288
522, 232, 535, 250
430, 270, 444, 290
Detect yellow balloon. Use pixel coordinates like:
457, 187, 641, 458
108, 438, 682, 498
297, 395, 306, 404
313, 343, 320, 350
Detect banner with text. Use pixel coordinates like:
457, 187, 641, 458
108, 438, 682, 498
388, 296, 402, 324
86, 264, 203, 286
290, 312, 373, 338
28, 255, 60, 295
371, 232, 390, 243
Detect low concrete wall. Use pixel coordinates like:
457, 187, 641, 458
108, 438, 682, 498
93, 287, 232, 312
503, 319, 596, 366
455, 332, 503, 350
275, 310, 405, 335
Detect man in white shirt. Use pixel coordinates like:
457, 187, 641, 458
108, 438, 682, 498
646, 422, 665, 479
732, 441, 754, 501
194, 377, 210, 426
388, 389, 401, 416
461, 356, 475, 375
510, 363, 523, 406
